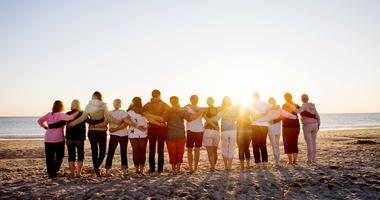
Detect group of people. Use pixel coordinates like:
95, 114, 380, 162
37, 90, 320, 179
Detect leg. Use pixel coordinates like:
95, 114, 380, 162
311, 124, 318, 162
130, 139, 140, 171
260, 127, 268, 163
66, 140, 76, 177
157, 134, 165, 174
140, 138, 148, 172
251, 126, 261, 164
293, 128, 300, 164
237, 132, 245, 170
55, 141, 65, 176
244, 133, 251, 166
177, 140, 186, 169
76, 140, 85, 177
98, 132, 107, 168
120, 136, 129, 174
166, 140, 176, 166
303, 125, 313, 163
206, 147, 214, 170
213, 147, 218, 167
148, 131, 157, 174
44, 143, 56, 178
88, 133, 99, 170
193, 132, 203, 171
187, 147, 194, 172
194, 147, 200, 171
105, 135, 118, 173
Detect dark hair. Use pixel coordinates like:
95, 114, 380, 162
170, 96, 179, 106
151, 89, 161, 98
52, 100, 64, 113
92, 91, 103, 101
127, 97, 143, 114
284, 92, 293, 102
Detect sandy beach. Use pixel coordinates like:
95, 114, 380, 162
0, 129, 379, 199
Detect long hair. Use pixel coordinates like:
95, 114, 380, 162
127, 97, 143, 114
52, 100, 64, 113
221, 96, 232, 110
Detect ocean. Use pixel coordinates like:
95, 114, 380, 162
0, 113, 380, 138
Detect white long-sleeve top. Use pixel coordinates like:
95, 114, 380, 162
268, 108, 297, 136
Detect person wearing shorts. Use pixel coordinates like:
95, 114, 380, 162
203, 97, 220, 171
164, 96, 203, 175
185, 95, 205, 172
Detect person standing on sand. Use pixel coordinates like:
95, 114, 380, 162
220, 96, 239, 171
104, 99, 130, 176
185, 95, 205, 172
126, 97, 149, 175
142, 89, 170, 176
236, 105, 252, 170
68, 91, 116, 176
294, 94, 320, 164
250, 92, 271, 168
38, 100, 79, 178
65, 99, 86, 177
203, 97, 221, 172
267, 97, 297, 167
163, 96, 204, 175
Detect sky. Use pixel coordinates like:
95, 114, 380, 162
0, 0, 379, 116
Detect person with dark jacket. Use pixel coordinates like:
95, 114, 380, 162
65, 99, 86, 177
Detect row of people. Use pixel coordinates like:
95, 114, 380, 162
37, 90, 320, 178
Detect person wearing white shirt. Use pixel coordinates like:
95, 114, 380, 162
267, 97, 297, 167
105, 99, 129, 175
250, 92, 272, 168
126, 97, 148, 174
185, 95, 205, 172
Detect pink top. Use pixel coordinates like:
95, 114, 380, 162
38, 112, 75, 143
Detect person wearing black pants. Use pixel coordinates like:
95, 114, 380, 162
148, 127, 166, 174
45, 141, 65, 178
67, 91, 111, 176
250, 92, 272, 168
142, 90, 170, 176
236, 105, 252, 170
105, 135, 129, 172
251, 126, 269, 164
88, 130, 107, 172
38, 100, 79, 179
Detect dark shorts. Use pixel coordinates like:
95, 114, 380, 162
186, 131, 204, 148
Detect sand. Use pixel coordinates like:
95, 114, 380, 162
0, 129, 379, 199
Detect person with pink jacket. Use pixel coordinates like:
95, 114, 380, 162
37, 100, 79, 178
295, 94, 321, 164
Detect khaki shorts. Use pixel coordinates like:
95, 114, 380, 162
203, 129, 220, 147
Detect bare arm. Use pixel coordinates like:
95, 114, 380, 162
109, 123, 128, 133
188, 111, 203, 121
203, 115, 219, 130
